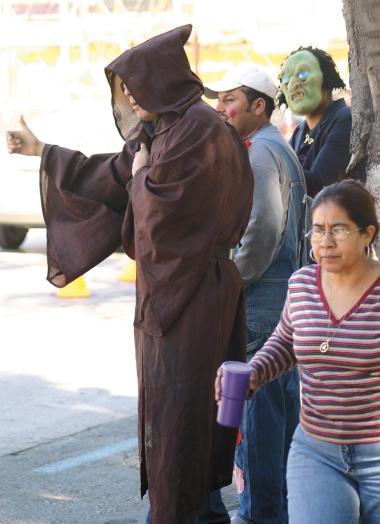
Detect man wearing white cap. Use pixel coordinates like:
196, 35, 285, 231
204, 65, 307, 524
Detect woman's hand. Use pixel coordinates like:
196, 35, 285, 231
6, 115, 45, 157
132, 142, 149, 175
215, 366, 224, 402
247, 367, 260, 398
215, 365, 260, 402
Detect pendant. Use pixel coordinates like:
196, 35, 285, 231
304, 133, 314, 145
319, 341, 329, 353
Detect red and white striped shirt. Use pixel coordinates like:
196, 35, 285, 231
250, 264, 380, 444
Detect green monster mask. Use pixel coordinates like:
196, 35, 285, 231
280, 50, 324, 115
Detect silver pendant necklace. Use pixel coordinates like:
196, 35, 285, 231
319, 340, 330, 353
320, 311, 345, 353
320, 274, 346, 353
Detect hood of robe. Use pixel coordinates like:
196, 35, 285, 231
105, 24, 204, 142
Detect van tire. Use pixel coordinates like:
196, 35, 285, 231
0, 226, 28, 249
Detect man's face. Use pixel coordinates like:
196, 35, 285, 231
215, 88, 260, 137
121, 82, 158, 121
280, 50, 323, 115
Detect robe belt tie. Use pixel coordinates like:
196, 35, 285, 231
212, 246, 233, 259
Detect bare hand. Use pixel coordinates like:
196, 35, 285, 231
6, 115, 45, 157
132, 143, 149, 175
214, 365, 259, 402
215, 366, 224, 402
247, 367, 259, 398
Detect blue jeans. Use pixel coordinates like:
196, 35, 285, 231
287, 424, 380, 524
233, 297, 300, 524
234, 368, 299, 524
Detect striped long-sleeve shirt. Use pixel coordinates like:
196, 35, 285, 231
250, 264, 380, 444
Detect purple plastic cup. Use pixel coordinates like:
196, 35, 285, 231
217, 395, 246, 428
216, 361, 252, 428
220, 361, 252, 399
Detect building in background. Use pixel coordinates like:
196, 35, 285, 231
0, 0, 349, 130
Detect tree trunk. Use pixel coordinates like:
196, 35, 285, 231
342, 0, 380, 249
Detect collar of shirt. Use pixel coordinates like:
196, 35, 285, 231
244, 122, 273, 148
297, 98, 347, 149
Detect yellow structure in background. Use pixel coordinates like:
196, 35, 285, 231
118, 257, 136, 282
0, 0, 350, 135
56, 276, 91, 298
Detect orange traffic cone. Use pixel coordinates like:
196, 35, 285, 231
56, 276, 91, 298
118, 257, 136, 282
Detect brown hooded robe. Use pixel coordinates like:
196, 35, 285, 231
39, 25, 253, 524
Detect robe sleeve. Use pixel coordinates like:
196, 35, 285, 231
128, 111, 246, 336
40, 141, 134, 287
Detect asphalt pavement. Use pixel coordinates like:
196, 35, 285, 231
0, 230, 239, 523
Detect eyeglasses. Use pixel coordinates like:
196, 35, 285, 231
305, 226, 362, 242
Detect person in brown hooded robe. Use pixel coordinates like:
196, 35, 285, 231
7, 25, 253, 523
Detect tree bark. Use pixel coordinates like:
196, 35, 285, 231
342, 0, 380, 248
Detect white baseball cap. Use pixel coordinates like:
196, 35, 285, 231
204, 64, 278, 100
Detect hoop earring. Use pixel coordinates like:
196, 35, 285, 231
365, 245, 370, 259
309, 248, 317, 263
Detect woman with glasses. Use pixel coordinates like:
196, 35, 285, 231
216, 178, 380, 524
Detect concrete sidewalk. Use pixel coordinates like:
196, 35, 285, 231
1, 231, 138, 456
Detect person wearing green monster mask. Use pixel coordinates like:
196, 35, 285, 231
278, 46, 366, 197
